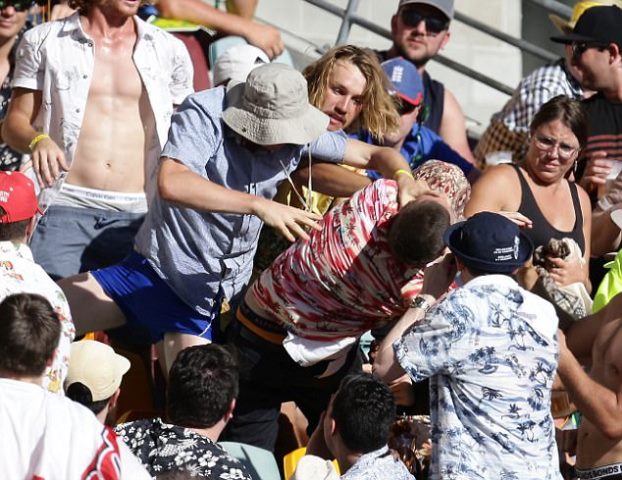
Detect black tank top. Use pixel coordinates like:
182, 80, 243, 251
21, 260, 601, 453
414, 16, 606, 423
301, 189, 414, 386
512, 164, 585, 254
422, 71, 444, 134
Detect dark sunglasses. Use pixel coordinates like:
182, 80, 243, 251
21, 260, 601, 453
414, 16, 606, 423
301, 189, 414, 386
571, 41, 609, 61
400, 9, 449, 34
0, 0, 36, 11
393, 96, 419, 116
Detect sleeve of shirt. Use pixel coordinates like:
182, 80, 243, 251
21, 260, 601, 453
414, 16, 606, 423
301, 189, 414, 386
422, 127, 473, 174
302, 130, 347, 164
12, 29, 44, 90
161, 91, 220, 173
168, 35, 195, 105
394, 290, 475, 382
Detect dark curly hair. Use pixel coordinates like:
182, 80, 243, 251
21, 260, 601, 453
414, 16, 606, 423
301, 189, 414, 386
331, 373, 396, 453
166, 344, 239, 429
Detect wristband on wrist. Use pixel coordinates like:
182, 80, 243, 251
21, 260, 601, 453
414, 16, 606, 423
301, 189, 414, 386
393, 168, 414, 181
29, 133, 49, 151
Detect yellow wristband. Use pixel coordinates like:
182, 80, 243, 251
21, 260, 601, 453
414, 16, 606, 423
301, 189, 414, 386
28, 133, 49, 151
393, 168, 414, 180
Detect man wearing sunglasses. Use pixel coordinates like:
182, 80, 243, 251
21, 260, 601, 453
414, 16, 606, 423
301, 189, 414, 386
551, 6, 622, 276
379, 0, 477, 167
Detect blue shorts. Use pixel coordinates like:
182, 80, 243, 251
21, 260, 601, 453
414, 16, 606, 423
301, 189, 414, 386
92, 252, 221, 344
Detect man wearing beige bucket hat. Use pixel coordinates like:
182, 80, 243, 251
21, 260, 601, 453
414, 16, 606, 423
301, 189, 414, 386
474, 1, 622, 166
59, 63, 425, 374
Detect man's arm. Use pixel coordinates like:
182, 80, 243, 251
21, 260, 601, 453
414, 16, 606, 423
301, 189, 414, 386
291, 163, 372, 198
157, 0, 284, 59
341, 139, 428, 207
439, 89, 477, 165
3, 88, 67, 187
373, 253, 456, 384
558, 330, 622, 440
158, 158, 321, 241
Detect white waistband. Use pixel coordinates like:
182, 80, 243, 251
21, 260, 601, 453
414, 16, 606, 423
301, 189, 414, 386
55, 183, 147, 213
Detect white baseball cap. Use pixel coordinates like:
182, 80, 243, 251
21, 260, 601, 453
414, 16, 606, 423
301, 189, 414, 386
213, 44, 270, 86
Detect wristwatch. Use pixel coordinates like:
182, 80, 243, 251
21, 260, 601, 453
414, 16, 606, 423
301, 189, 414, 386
409, 295, 433, 312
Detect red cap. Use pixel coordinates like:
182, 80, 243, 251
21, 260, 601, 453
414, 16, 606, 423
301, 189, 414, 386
0, 172, 41, 223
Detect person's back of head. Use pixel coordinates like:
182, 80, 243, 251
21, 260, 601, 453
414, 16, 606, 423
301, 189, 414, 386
330, 373, 396, 454
167, 344, 239, 429
389, 198, 450, 266
64, 340, 131, 417
444, 211, 534, 277
0, 293, 60, 378
0, 171, 40, 242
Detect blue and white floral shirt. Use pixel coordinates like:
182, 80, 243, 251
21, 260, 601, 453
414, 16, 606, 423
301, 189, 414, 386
341, 445, 414, 480
395, 274, 562, 480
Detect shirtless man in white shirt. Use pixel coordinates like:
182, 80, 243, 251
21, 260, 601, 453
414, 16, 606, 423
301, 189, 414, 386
3, 0, 193, 279
558, 293, 622, 480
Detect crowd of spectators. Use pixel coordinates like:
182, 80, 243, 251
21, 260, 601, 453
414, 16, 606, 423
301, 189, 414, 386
4, 0, 622, 479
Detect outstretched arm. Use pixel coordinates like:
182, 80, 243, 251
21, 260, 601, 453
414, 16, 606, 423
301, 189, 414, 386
342, 139, 429, 207
158, 158, 321, 241
292, 163, 372, 198
157, 0, 284, 58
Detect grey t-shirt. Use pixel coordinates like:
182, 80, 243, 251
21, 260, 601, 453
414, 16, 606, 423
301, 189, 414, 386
134, 86, 347, 316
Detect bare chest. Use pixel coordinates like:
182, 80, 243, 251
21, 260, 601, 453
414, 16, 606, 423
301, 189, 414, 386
88, 37, 143, 101
592, 319, 622, 387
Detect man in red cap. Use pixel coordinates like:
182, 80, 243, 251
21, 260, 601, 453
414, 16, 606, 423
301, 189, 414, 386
0, 171, 74, 394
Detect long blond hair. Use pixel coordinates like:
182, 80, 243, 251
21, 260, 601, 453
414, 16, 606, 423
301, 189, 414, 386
303, 45, 400, 140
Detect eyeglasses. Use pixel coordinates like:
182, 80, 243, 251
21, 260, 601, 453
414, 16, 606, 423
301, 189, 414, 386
571, 41, 609, 62
533, 135, 579, 159
0, 0, 37, 11
400, 9, 449, 35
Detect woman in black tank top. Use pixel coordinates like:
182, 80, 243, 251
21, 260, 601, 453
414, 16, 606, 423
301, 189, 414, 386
465, 96, 592, 289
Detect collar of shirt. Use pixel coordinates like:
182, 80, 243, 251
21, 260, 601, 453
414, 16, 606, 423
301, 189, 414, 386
0, 240, 33, 261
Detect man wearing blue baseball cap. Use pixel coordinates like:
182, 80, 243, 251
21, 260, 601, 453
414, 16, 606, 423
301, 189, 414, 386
359, 57, 478, 182
374, 212, 560, 479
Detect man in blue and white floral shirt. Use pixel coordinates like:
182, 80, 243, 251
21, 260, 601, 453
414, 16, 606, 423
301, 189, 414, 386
374, 212, 562, 480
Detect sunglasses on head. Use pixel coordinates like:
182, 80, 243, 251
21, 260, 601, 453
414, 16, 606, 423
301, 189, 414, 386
571, 41, 609, 61
400, 9, 449, 35
0, 0, 35, 11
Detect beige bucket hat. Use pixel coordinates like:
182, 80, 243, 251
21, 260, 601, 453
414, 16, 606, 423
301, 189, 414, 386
549, 0, 622, 34
223, 63, 329, 146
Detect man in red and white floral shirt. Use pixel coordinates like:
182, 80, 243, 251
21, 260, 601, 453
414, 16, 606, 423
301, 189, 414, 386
223, 160, 470, 450
0, 171, 74, 393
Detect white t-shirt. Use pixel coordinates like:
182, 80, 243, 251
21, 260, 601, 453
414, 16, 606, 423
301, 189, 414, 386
0, 379, 149, 480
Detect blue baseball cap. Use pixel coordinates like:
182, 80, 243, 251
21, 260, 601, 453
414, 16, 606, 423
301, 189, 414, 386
443, 212, 534, 274
381, 57, 424, 107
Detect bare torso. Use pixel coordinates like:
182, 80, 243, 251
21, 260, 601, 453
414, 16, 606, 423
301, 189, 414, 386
66, 16, 156, 193
577, 317, 622, 468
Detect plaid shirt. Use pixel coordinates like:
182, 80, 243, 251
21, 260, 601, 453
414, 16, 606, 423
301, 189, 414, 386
475, 58, 583, 165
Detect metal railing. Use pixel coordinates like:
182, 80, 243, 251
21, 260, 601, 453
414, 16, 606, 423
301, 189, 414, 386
301, 0, 573, 96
